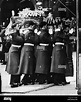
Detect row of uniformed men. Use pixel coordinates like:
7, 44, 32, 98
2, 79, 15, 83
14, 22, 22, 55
5, 21, 70, 88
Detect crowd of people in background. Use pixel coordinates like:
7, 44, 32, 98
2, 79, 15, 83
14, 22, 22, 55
0, 6, 76, 88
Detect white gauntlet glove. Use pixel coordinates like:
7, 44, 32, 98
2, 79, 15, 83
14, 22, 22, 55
49, 28, 53, 35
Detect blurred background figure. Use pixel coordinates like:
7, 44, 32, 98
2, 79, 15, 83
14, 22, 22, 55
0, 22, 6, 64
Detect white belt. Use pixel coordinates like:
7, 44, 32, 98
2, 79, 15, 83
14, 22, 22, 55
40, 43, 49, 46
12, 44, 21, 48
24, 43, 34, 46
55, 42, 64, 45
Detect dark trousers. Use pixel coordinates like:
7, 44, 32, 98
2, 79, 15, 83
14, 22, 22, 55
52, 73, 66, 84
66, 43, 73, 62
1, 52, 5, 63
1, 43, 5, 62
10, 75, 21, 85
46, 73, 54, 84
21, 74, 35, 84
0, 50, 5, 63
35, 73, 47, 84
0, 75, 1, 93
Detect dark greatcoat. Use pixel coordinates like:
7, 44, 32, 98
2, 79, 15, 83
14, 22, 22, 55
65, 36, 73, 76
35, 29, 53, 74
18, 45, 35, 74
50, 30, 67, 74
5, 31, 24, 75
50, 45, 67, 74
18, 30, 37, 75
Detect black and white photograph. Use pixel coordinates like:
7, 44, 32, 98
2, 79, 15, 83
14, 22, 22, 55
0, 0, 81, 100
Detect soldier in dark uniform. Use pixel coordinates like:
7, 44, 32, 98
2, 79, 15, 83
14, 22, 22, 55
63, 19, 74, 76
35, 21, 52, 84
18, 21, 36, 85
5, 20, 24, 88
50, 20, 70, 85
0, 25, 5, 63
0, 25, 6, 64
45, 12, 55, 84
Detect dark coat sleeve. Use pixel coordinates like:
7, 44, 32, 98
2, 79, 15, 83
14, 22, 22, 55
12, 31, 24, 45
